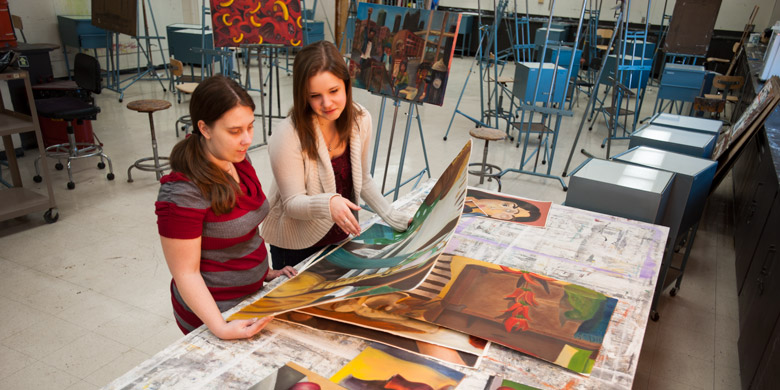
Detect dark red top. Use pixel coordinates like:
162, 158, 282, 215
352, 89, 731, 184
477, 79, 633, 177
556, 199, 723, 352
314, 144, 353, 247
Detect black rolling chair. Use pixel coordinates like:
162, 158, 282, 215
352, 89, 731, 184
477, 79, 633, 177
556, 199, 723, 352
33, 53, 114, 190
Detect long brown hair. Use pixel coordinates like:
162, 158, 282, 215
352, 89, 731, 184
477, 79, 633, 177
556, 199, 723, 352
291, 40, 359, 160
169, 75, 255, 215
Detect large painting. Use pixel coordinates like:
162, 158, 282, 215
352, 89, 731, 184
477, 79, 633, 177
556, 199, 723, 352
229, 141, 471, 321
349, 3, 461, 106
299, 303, 486, 356
325, 254, 618, 375
210, 0, 304, 47
330, 343, 466, 390
276, 311, 484, 368
463, 188, 552, 227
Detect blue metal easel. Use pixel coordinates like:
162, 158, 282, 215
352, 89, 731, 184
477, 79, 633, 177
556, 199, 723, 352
497, 0, 588, 191
443, 0, 529, 140
370, 97, 431, 201
587, 0, 653, 156
103, 0, 169, 102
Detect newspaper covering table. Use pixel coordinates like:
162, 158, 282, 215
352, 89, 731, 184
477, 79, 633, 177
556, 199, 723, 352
103, 181, 667, 390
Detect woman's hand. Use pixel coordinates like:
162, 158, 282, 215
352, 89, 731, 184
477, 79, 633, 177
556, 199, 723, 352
330, 196, 361, 236
212, 316, 274, 340
266, 266, 298, 281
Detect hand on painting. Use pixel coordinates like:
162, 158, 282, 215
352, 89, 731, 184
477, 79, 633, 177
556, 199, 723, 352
266, 266, 297, 281
330, 195, 361, 236
213, 316, 274, 340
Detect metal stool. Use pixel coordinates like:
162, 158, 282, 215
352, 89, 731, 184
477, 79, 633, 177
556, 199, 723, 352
126, 99, 171, 182
468, 128, 507, 191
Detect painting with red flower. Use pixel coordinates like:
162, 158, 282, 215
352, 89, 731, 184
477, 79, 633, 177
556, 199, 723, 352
322, 254, 618, 375
210, 0, 304, 47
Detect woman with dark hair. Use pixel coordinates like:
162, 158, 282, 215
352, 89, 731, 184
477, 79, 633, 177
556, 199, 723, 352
262, 41, 411, 268
155, 75, 296, 339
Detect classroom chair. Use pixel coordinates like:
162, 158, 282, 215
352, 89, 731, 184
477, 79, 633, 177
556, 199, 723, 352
32, 53, 114, 190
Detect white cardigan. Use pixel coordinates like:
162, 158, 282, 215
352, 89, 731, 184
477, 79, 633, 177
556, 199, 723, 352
261, 105, 409, 249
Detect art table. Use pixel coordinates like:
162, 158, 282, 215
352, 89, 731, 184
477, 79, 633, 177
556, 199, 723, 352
102, 181, 667, 390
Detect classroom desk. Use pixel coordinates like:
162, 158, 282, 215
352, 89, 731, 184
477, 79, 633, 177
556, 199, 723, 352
103, 181, 667, 390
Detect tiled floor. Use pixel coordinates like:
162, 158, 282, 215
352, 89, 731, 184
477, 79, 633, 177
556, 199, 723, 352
0, 55, 739, 389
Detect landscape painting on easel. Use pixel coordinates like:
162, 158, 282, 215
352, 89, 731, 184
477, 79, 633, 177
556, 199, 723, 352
349, 3, 461, 106
210, 0, 304, 47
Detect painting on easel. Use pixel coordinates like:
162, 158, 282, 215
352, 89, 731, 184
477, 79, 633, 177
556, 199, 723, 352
349, 3, 461, 106
210, 0, 304, 47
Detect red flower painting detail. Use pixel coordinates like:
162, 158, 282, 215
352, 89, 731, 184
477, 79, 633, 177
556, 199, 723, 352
498, 266, 553, 333
210, 0, 303, 47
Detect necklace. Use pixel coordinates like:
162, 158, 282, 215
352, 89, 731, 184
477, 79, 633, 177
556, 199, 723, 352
322, 131, 340, 152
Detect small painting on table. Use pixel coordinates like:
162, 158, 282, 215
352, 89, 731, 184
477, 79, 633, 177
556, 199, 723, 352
463, 188, 552, 227
331, 343, 466, 390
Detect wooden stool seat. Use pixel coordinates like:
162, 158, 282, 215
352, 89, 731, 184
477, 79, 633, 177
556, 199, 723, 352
127, 99, 171, 113
126, 100, 172, 182
704, 93, 739, 102
175, 82, 198, 94
469, 128, 507, 191
470, 127, 507, 141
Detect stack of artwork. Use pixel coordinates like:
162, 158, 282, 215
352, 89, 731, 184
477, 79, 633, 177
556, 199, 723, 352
210, 0, 304, 47
713, 76, 780, 159
232, 140, 618, 378
348, 3, 461, 106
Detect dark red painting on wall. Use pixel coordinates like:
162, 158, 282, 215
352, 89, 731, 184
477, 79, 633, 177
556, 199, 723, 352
210, 0, 304, 47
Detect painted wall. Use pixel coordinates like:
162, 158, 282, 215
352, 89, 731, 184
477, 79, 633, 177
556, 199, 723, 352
439, 0, 778, 32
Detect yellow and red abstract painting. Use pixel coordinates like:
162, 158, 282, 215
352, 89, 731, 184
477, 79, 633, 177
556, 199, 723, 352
210, 0, 304, 47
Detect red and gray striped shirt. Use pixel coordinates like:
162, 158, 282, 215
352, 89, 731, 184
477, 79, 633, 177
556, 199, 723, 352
155, 158, 269, 334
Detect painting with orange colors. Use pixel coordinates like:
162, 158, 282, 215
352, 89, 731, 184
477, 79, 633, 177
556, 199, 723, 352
298, 299, 487, 356
210, 0, 304, 47
463, 188, 552, 227
228, 141, 471, 321
330, 343, 465, 390
275, 311, 484, 368
328, 254, 618, 375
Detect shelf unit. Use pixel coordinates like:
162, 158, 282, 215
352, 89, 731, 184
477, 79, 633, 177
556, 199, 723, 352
0, 69, 58, 223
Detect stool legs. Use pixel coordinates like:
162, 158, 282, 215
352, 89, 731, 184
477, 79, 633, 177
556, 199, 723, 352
33, 120, 115, 190
468, 138, 503, 192
127, 112, 170, 183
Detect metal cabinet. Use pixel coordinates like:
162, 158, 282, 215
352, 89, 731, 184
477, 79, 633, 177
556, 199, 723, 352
737, 194, 779, 389
733, 130, 778, 295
